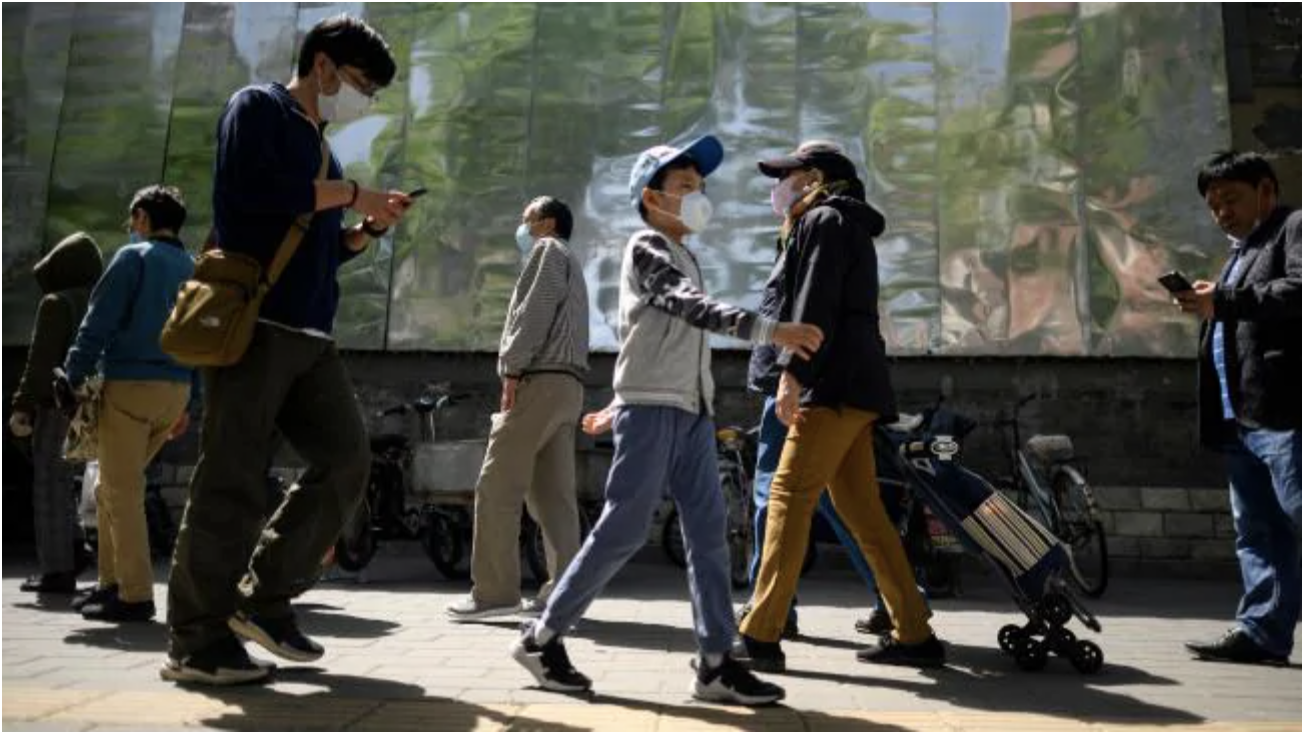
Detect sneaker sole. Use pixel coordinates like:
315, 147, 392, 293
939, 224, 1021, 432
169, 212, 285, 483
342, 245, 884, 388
446, 605, 521, 622
692, 680, 785, 706
159, 661, 273, 686
228, 615, 323, 663
509, 639, 591, 693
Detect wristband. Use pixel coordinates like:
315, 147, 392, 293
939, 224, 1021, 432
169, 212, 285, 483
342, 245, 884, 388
346, 179, 359, 208
362, 219, 389, 238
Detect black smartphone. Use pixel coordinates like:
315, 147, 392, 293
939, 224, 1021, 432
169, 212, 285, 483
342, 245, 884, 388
1158, 270, 1194, 293
406, 186, 428, 199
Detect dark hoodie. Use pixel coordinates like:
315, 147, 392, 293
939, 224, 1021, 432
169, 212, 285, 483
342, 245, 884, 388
11, 232, 104, 413
755, 186, 897, 419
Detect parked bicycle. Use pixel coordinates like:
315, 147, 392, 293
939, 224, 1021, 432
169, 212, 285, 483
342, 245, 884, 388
995, 395, 1109, 598
335, 391, 590, 585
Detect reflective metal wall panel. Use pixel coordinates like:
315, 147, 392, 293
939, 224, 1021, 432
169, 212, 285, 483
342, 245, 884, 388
2, 3, 75, 342
42, 3, 185, 275
1078, 2, 1231, 357
3, 2, 1233, 355
163, 2, 299, 249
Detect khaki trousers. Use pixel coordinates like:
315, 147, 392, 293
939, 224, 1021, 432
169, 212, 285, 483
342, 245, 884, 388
470, 373, 584, 605
740, 406, 932, 644
96, 380, 189, 602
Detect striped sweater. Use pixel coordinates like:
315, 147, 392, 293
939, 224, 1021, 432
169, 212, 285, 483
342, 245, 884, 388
498, 236, 589, 379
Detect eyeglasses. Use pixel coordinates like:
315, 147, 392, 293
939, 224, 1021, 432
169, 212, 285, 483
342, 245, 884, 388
337, 65, 380, 100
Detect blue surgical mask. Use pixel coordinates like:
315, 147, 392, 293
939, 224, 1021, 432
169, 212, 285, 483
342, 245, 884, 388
128, 231, 144, 244
515, 223, 534, 254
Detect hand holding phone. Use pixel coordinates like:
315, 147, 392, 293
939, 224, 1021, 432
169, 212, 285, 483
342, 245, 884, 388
1158, 270, 1194, 294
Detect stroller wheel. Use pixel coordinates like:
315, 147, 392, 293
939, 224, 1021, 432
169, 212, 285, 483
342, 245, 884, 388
1047, 627, 1077, 655
1070, 640, 1104, 674
1014, 638, 1048, 671
997, 624, 1024, 654
1040, 594, 1073, 627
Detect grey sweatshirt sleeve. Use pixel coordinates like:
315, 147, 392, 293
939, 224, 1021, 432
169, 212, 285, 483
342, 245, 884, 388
498, 239, 569, 378
630, 232, 777, 344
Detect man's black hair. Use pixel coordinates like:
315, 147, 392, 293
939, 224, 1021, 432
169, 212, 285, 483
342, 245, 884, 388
1197, 151, 1280, 198
129, 185, 187, 233
530, 196, 573, 240
637, 156, 701, 224
297, 14, 397, 87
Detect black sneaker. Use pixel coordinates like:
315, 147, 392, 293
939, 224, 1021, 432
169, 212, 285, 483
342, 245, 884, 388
855, 606, 892, 636
510, 631, 592, 692
160, 637, 275, 686
80, 596, 155, 623
1186, 628, 1288, 666
856, 633, 946, 668
693, 655, 785, 705
730, 634, 786, 673
228, 611, 324, 663
20, 572, 77, 594
72, 584, 118, 612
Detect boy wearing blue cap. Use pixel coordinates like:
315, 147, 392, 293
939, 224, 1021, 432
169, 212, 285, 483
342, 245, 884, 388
511, 136, 822, 705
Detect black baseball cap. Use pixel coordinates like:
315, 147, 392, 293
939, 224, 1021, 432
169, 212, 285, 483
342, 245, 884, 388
758, 140, 857, 180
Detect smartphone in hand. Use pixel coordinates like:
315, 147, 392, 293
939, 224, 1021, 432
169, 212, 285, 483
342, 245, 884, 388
1158, 270, 1194, 294
407, 187, 428, 199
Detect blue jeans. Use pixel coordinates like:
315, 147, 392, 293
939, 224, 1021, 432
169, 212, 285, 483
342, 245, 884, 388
539, 406, 736, 654
1225, 426, 1302, 658
748, 396, 883, 619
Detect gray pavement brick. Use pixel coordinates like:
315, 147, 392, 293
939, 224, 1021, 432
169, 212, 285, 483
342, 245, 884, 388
5, 556, 1301, 731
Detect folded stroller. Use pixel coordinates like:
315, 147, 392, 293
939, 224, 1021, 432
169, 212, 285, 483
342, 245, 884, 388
884, 406, 1104, 674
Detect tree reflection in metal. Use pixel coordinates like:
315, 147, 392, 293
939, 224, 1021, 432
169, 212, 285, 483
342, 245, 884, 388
1, 3, 1229, 356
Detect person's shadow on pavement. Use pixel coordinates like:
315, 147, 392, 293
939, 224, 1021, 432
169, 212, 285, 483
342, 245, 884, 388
777, 641, 1204, 726
584, 692, 909, 731
63, 606, 399, 653
190, 668, 583, 731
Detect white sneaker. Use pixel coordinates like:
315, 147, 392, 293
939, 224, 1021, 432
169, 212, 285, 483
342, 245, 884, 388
445, 595, 519, 622
519, 597, 546, 618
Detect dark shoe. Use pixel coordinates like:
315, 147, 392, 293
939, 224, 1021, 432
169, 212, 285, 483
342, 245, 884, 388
730, 634, 786, 673
856, 634, 946, 668
855, 606, 892, 636
693, 654, 785, 705
510, 631, 592, 692
1186, 628, 1288, 666
228, 611, 324, 663
20, 572, 77, 594
71, 584, 118, 612
160, 637, 275, 686
81, 596, 156, 623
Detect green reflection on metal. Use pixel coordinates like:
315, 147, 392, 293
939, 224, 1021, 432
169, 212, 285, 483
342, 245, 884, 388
2, 2, 1230, 357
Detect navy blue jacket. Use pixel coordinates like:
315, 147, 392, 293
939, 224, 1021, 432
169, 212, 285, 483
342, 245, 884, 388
212, 83, 359, 334
64, 237, 200, 408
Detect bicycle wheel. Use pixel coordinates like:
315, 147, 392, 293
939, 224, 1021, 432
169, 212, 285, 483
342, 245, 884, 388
1053, 465, 1108, 598
335, 500, 378, 573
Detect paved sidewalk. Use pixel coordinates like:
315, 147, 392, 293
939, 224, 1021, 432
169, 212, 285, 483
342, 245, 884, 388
4, 554, 1301, 731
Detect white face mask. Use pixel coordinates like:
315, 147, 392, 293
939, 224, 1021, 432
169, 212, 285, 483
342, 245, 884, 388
656, 191, 713, 232
319, 73, 371, 124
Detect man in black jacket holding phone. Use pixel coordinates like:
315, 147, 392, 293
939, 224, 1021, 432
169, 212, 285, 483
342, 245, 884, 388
1176, 151, 1301, 666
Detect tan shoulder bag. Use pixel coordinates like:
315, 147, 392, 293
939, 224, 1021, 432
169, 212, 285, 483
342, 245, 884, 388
160, 139, 331, 367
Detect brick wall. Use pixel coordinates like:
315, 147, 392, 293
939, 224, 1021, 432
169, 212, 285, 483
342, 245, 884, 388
1094, 486, 1240, 579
